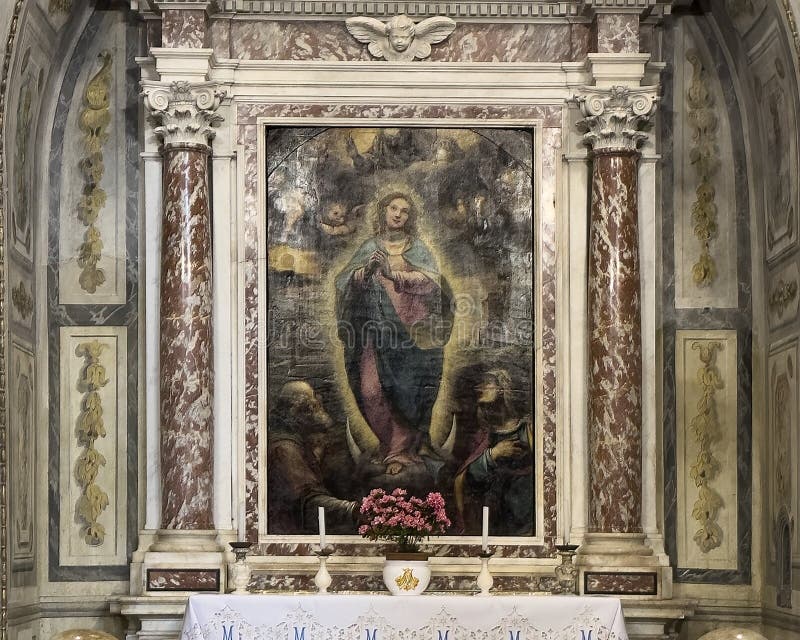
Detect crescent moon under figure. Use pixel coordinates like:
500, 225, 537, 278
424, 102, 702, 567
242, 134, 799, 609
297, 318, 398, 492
345, 14, 457, 61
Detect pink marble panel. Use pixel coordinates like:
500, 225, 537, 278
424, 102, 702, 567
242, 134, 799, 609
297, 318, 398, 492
210, 18, 232, 59
241, 124, 261, 541
430, 24, 573, 62
160, 149, 214, 529
237, 103, 562, 128
244, 262, 259, 542
253, 541, 555, 559
240, 104, 563, 549
147, 568, 220, 591
571, 23, 591, 60
250, 571, 557, 593
584, 571, 657, 595
230, 21, 590, 61
231, 22, 369, 60
161, 9, 207, 49
596, 13, 639, 54
587, 152, 642, 533
540, 127, 561, 541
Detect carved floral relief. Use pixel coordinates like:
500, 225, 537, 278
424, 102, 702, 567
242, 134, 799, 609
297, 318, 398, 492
11, 280, 33, 321
10, 345, 35, 568
77, 51, 112, 294
75, 340, 110, 545
768, 261, 800, 330
768, 341, 798, 569
689, 341, 724, 552
11, 47, 42, 259
756, 54, 799, 260
49, 0, 72, 13
676, 330, 738, 569
685, 49, 720, 287
770, 278, 798, 317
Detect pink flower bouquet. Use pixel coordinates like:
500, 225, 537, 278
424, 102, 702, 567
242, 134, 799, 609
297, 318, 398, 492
358, 488, 451, 552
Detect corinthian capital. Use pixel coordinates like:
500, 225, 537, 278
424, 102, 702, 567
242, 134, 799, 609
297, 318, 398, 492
574, 85, 659, 153
142, 81, 226, 149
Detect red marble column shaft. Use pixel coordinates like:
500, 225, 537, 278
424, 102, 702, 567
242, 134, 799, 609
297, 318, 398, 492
587, 150, 642, 534
160, 147, 214, 529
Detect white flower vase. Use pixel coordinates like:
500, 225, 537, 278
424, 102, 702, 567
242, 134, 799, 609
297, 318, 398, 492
383, 553, 431, 595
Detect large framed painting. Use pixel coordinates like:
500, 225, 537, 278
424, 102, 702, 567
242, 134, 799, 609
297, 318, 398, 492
264, 127, 536, 541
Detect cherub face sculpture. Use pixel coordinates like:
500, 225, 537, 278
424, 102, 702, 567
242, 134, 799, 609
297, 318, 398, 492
345, 14, 457, 61
386, 15, 415, 53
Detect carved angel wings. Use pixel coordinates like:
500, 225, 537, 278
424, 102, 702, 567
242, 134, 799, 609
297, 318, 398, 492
345, 15, 457, 61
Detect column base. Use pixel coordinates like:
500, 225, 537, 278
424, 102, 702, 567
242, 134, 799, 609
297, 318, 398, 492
130, 529, 238, 596
576, 533, 673, 599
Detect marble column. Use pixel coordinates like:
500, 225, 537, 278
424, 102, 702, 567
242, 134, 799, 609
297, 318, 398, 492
576, 86, 658, 534
142, 82, 225, 529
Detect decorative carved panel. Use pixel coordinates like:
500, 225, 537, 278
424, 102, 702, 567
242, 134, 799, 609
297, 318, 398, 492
676, 330, 738, 570
673, 26, 737, 309
10, 343, 35, 571
58, 327, 128, 566
768, 259, 800, 331
7, 25, 51, 262
768, 339, 799, 559
58, 21, 128, 305
752, 38, 800, 263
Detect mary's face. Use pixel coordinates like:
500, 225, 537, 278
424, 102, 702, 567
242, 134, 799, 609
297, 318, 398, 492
385, 197, 410, 230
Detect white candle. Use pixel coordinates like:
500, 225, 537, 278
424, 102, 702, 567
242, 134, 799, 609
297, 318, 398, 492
481, 506, 489, 551
318, 506, 326, 548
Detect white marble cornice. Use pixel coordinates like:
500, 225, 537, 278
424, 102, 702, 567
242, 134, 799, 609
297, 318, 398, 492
131, 0, 219, 12
142, 81, 227, 148
580, 0, 668, 15
213, 0, 584, 19
150, 47, 216, 82
133, 0, 681, 19
574, 84, 659, 153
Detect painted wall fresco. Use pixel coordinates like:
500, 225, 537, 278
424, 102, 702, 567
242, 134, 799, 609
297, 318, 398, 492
754, 47, 799, 261
47, 10, 139, 582
662, 16, 753, 584
265, 127, 535, 538
10, 343, 35, 571
9, 46, 44, 260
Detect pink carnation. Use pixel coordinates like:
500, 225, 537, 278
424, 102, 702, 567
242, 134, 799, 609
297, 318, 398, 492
358, 487, 451, 550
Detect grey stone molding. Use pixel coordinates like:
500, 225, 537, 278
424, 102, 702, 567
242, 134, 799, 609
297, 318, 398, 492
133, 0, 678, 19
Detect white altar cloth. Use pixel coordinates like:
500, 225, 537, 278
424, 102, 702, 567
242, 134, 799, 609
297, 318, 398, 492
181, 593, 628, 640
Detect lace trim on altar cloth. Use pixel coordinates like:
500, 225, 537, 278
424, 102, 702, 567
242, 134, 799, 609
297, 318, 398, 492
184, 604, 626, 640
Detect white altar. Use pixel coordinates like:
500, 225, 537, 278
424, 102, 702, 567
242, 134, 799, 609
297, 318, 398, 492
180, 594, 629, 640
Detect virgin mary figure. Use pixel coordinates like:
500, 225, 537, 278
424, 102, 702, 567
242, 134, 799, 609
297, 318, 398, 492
335, 188, 453, 473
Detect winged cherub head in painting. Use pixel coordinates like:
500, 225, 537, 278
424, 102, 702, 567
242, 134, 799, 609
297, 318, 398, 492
345, 14, 457, 61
